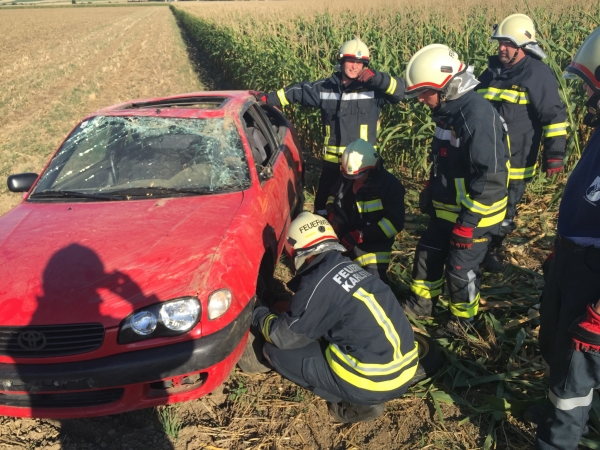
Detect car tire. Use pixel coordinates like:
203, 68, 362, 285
414, 331, 443, 378
237, 326, 272, 373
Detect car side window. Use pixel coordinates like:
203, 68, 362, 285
259, 104, 287, 145
243, 111, 272, 169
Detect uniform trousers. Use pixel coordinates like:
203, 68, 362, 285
536, 237, 600, 449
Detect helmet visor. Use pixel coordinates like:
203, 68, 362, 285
342, 170, 367, 180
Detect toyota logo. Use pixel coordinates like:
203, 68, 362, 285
17, 331, 47, 351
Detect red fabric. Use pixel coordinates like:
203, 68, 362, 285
452, 223, 473, 238
573, 304, 600, 352
341, 230, 363, 251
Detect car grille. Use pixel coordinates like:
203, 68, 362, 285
0, 388, 124, 408
0, 323, 105, 357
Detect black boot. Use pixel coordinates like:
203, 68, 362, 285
481, 247, 503, 273
433, 316, 476, 339
327, 401, 385, 423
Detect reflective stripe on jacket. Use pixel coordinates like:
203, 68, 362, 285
429, 90, 510, 229
267, 72, 405, 163
477, 55, 567, 180
253, 251, 418, 396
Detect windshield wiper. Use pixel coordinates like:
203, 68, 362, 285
101, 186, 218, 197
29, 190, 118, 201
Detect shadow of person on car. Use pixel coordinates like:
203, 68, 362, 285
15, 243, 181, 449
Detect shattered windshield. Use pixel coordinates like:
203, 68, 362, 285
31, 116, 250, 200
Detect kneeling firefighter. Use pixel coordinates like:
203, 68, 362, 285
325, 139, 406, 284
401, 44, 510, 336
252, 212, 419, 423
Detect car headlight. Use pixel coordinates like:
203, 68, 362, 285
118, 296, 200, 344
207, 289, 231, 320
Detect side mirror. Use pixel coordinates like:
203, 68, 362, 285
7, 173, 38, 193
258, 166, 273, 182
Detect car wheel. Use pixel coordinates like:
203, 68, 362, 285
414, 331, 443, 378
237, 327, 272, 373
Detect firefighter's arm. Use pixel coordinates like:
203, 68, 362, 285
252, 280, 337, 349
266, 80, 323, 109
528, 67, 568, 173
458, 126, 508, 228
362, 179, 406, 241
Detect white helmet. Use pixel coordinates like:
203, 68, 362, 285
564, 26, 600, 93
341, 139, 379, 179
405, 44, 465, 96
338, 38, 370, 65
491, 14, 537, 47
284, 212, 343, 270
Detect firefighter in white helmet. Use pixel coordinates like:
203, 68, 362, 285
534, 27, 600, 449
478, 14, 567, 272
401, 44, 510, 337
251, 211, 419, 423
256, 38, 405, 216
325, 139, 406, 283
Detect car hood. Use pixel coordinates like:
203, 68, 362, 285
0, 193, 243, 326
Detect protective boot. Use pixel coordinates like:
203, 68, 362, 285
481, 247, 503, 273
327, 401, 385, 423
432, 316, 477, 339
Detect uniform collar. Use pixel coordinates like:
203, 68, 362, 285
434, 89, 476, 118
286, 250, 340, 291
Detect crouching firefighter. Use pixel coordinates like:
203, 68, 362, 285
252, 212, 419, 423
400, 44, 510, 336
535, 27, 600, 450
325, 139, 405, 284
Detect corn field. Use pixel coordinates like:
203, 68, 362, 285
170, 2, 600, 448
172, 0, 599, 182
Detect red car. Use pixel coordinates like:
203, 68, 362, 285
0, 91, 304, 418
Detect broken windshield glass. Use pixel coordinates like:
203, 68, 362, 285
32, 115, 250, 200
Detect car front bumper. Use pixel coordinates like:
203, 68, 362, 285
0, 300, 253, 418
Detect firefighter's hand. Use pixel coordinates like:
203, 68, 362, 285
328, 212, 344, 234
254, 91, 269, 105
357, 68, 376, 84
570, 303, 600, 352
450, 224, 473, 250
544, 159, 563, 177
251, 305, 270, 328
341, 230, 363, 252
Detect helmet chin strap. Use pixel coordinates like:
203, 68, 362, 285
507, 47, 520, 65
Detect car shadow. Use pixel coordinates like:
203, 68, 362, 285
13, 243, 181, 449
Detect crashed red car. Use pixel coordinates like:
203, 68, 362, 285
0, 91, 304, 418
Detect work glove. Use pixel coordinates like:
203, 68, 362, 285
418, 182, 434, 216
570, 303, 600, 352
341, 230, 363, 252
543, 158, 563, 177
251, 305, 271, 328
254, 91, 269, 105
450, 224, 474, 250
357, 68, 376, 84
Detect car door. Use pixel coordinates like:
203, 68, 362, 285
244, 104, 295, 251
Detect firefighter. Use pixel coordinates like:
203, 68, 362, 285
400, 44, 509, 336
535, 27, 600, 449
252, 211, 419, 423
260, 38, 405, 215
325, 139, 405, 283
477, 14, 567, 272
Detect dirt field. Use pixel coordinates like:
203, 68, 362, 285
0, 6, 201, 216
0, 5, 563, 450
